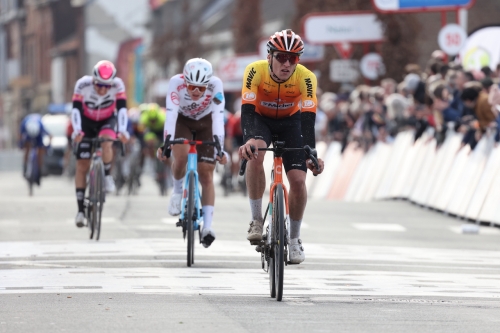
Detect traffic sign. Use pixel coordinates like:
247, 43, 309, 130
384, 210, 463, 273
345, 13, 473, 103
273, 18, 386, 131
302, 12, 384, 44
438, 24, 466, 56
334, 42, 353, 59
360, 53, 385, 80
330, 60, 359, 83
372, 0, 476, 13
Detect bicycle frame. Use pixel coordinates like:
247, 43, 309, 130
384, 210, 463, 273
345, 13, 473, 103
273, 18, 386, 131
179, 144, 203, 230
264, 155, 291, 254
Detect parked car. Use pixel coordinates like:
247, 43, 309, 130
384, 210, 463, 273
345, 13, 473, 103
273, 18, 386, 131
41, 113, 69, 176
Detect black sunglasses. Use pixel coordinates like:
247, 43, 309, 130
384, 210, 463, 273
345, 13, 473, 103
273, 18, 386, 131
94, 82, 112, 89
273, 53, 299, 65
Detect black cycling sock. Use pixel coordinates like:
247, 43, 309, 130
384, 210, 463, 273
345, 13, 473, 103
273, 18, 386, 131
104, 163, 111, 176
76, 188, 85, 213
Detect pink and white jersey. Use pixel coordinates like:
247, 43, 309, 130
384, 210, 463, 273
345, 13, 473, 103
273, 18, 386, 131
72, 76, 127, 122
164, 74, 225, 141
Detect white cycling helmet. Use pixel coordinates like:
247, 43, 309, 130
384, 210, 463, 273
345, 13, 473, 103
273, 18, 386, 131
183, 58, 212, 85
93, 60, 117, 85
25, 120, 41, 138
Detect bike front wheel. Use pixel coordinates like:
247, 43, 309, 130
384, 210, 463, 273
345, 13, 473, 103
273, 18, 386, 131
95, 164, 105, 241
187, 172, 195, 267
273, 184, 285, 301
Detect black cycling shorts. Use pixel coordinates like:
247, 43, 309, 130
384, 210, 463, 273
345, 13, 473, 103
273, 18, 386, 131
249, 112, 306, 173
175, 113, 215, 164
75, 116, 116, 160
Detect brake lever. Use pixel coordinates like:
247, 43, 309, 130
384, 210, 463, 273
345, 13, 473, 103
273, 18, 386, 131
162, 135, 171, 158
239, 145, 255, 176
304, 145, 319, 176
213, 135, 224, 158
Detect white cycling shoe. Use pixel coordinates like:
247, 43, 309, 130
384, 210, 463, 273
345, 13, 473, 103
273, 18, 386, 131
201, 228, 216, 248
247, 220, 264, 243
75, 212, 85, 228
104, 175, 116, 193
168, 192, 182, 216
288, 238, 305, 264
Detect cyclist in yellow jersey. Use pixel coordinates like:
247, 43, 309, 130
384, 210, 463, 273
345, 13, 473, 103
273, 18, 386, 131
239, 29, 324, 264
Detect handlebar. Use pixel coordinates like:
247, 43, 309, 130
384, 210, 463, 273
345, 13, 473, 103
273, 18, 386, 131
239, 144, 320, 176
161, 135, 223, 159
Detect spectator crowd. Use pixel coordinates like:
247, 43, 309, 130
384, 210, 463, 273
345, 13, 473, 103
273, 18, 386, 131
314, 51, 500, 152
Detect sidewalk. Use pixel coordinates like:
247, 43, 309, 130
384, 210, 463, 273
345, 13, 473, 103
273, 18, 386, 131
0, 149, 22, 171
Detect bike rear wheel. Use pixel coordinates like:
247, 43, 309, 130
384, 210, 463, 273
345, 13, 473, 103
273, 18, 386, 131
187, 172, 195, 267
274, 184, 285, 301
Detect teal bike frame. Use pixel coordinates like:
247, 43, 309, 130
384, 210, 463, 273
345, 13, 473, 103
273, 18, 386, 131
162, 132, 223, 267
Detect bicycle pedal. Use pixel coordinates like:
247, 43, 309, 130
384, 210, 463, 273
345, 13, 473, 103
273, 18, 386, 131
176, 221, 182, 227
255, 245, 263, 253
286, 261, 300, 265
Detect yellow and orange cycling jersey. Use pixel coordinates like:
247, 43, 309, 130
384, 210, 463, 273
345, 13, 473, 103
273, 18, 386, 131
241, 60, 317, 119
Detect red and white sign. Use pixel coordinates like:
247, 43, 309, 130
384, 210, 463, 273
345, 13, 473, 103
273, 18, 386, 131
334, 42, 353, 59
360, 53, 385, 80
302, 12, 384, 44
438, 24, 467, 56
216, 54, 260, 92
217, 54, 260, 81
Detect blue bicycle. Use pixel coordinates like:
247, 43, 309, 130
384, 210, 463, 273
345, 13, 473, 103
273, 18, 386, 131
162, 132, 223, 267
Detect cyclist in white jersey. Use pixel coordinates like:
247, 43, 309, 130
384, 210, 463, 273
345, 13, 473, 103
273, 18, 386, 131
71, 60, 129, 228
157, 58, 227, 248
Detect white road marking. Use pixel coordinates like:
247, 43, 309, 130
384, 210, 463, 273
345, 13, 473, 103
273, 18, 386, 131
1, 238, 500, 298
0, 267, 499, 298
352, 223, 406, 232
161, 217, 179, 224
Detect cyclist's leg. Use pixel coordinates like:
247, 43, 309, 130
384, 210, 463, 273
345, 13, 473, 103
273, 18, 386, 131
98, 117, 117, 192
74, 118, 96, 227
192, 114, 218, 247
167, 115, 190, 215
280, 113, 307, 263
244, 114, 272, 242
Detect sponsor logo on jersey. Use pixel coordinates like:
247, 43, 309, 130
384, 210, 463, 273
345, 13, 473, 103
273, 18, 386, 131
243, 92, 256, 101
171, 92, 180, 105
263, 89, 272, 95
302, 100, 315, 108
78, 81, 92, 90
260, 101, 294, 109
284, 83, 296, 88
246, 68, 256, 89
305, 78, 313, 98
177, 83, 186, 92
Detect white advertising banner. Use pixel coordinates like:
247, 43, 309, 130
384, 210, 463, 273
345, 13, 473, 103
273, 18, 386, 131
458, 26, 500, 71
303, 13, 384, 44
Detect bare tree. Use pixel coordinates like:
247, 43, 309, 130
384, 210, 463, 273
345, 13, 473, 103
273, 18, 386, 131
293, 0, 419, 90
150, 0, 202, 74
232, 0, 262, 54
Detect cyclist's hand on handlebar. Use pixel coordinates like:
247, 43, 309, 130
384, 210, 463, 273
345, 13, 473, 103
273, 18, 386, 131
239, 139, 258, 161
216, 151, 228, 165
118, 132, 129, 144
157, 147, 169, 161
72, 131, 84, 143
307, 157, 324, 175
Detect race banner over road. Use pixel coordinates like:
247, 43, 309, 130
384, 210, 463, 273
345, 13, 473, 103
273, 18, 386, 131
372, 0, 476, 13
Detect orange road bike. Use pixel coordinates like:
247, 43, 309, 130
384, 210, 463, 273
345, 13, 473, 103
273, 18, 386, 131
239, 138, 319, 301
